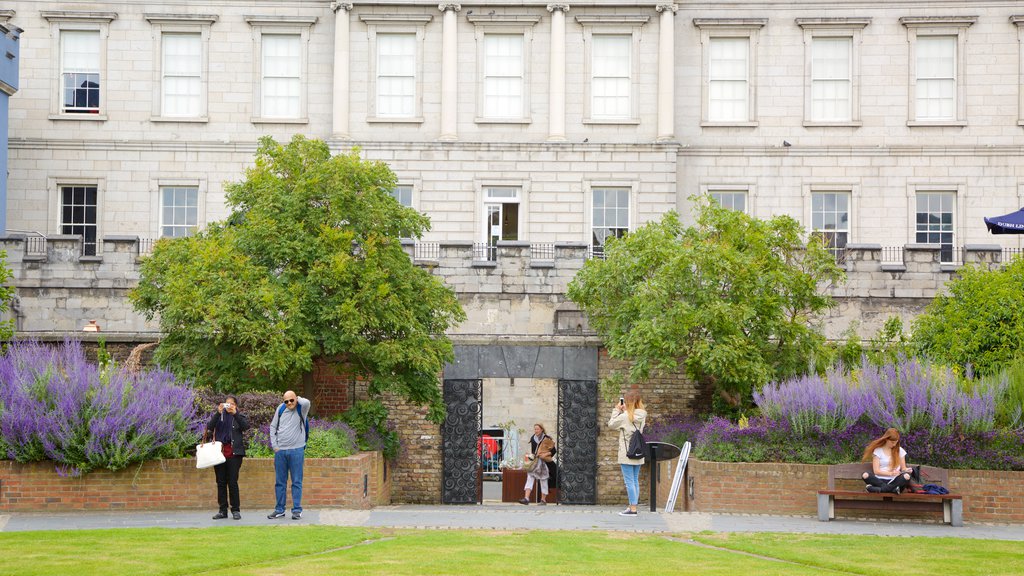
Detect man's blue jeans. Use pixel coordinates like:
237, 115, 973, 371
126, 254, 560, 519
620, 463, 641, 506
274, 447, 305, 514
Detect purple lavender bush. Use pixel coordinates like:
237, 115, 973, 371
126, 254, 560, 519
756, 357, 998, 436
0, 340, 197, 475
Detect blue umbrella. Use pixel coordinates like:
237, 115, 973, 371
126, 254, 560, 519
984, 208, 1024, 234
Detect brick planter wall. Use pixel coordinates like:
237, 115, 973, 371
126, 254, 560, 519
0, 452, 389, 512
684, 460, 1024, 523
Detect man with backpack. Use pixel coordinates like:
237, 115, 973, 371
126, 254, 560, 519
267, 390, 311, 520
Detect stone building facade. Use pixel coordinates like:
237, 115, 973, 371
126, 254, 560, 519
3, 1, 1024, 504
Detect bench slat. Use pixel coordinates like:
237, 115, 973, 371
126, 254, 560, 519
818, 490, 961, 500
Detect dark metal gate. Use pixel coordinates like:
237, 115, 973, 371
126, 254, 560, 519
556, 379, 598, 504
441, 379, 483, 504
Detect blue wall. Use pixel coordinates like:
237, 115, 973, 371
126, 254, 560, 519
0, 23, 22, 237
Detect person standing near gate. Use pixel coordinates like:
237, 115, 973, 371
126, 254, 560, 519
268, 390, 310, 520
608, 390, 646, 516
519, 423, 556, 505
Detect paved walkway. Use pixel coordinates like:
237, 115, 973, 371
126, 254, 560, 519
3, 504, 1024, 540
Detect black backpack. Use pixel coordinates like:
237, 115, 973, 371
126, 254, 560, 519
626, 422, 646, 459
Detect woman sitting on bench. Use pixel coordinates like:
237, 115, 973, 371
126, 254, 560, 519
861, 428, 914, 494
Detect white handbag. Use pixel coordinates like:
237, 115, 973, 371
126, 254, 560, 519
196, 440, 226, 469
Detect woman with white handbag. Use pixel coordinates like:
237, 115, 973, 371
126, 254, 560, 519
204, 395, 250, 520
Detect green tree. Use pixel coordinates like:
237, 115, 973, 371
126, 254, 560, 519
0, 251, 14, 341
566, 198, 844, 412
912, 256, 1024, 376
131, 136, 465, 421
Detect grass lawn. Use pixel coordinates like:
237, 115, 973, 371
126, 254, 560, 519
0, 527, 1021, 576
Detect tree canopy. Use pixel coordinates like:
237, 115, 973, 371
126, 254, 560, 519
131, 136, 465, 421
912, 256, 1024, 376
0, 251, 14, 341
566, 198, 844, 412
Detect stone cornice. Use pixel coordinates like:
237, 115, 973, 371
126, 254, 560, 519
693, 18, 768, 30
795, 17, 871, 30
1011, 15, 1024, 28
899, 16, 977, 28
143, 13, 219, 25
574, 15, 650, 26
41, 11, 118, 23
359, 14, 434, 25
243, 15, 318, 27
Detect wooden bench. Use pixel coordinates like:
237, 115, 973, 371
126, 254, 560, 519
817, 463, 963, 527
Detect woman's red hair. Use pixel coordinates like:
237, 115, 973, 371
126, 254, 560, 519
862, 427, 901, 467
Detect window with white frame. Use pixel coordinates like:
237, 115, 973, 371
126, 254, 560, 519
708, 37, 748, 122
592, 188, 630, 256
261, 34, 301, 118
60, 185, 99, 255
161, 33, 202, 117
811, 37, 852, 122
1016, 16, 1024, 126
797, 18, 869, 126
43, 11, 116, 119
390, 185, 413, 208
61, 30, 101, 114
914, 36, 956, 121
811, 192, 850, 258
695, 19, 765, 125
902, 16, 975, 125
591, 34, 631, 119
160, 186, 199, 238
246, 16, 315, 123
482, 34, 524, 119
916, 192, 956, 263
710, 191, 747, 213
376, 33, 416, 118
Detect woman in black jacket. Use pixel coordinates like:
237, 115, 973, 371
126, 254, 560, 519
205, 395, 250, 520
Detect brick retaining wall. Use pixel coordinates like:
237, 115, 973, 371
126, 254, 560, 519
684, 460, 1024, 523
0, 453, 389, 512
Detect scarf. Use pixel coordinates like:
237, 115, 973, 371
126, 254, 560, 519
215, 412, 234, 444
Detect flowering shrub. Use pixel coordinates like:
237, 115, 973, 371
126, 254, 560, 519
645, 415, 1024, 470
755, 357, 999, 436
0, 340, 196, 475
245, 419, 357, 459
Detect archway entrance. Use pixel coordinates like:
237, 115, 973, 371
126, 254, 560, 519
440, 345, 599, 505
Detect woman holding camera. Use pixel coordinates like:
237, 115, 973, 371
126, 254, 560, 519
608, 390, 646, 516
205, 395, 250, 520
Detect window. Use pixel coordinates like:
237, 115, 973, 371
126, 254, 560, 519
811, 192, 850, 259
710, 191, 747, 212
262, 34, 301, 118
146, 13, 217, 121
160, 187, 198, 238
811, 37, 852, 122
901, 16, 975, 126
1016, 16, 1024, 126
43, 11, 116, 119
694, 19, 766, 126
60, 185, 98, 256
915, 36, 956, 121
246, 16, 316, 123
916, 192, 956, 263
469, 13, 540, 123
390, 185, 413, 208
708, 37, 748, 122
376, 33, 416, 118
592, 188, 630, 256
797, 18, 870, 126
482, 34, 524, 119
61, 30, 100, 114
360, 14, 431, 123
591, 35, 631, 119
161, 33, 201, 117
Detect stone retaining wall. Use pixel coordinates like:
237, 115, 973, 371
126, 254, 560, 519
0, 452, 389, 512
